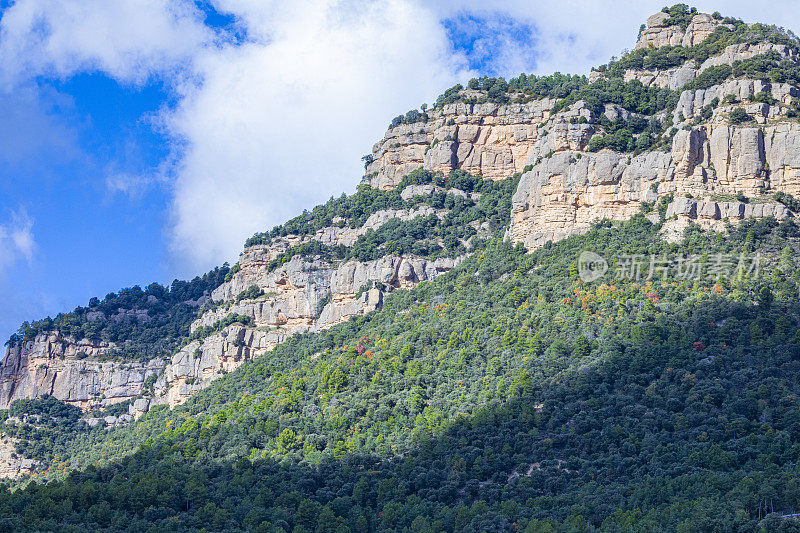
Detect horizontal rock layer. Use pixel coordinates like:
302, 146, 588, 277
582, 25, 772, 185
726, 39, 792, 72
363, 100, 555, 190
509, 118, 800, 248
0, 333, 163, 410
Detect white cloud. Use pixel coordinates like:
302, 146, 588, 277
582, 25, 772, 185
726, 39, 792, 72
165, 0, 469, 268
0, 208, 35, 273
0, 0, 212, 86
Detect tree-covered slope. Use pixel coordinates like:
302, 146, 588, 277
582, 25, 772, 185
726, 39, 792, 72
7, 266, 230, 362
7, 3, 800, 531
3, 214, 800, 531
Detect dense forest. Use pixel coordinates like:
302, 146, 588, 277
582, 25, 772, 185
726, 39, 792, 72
6, 266, 231, 361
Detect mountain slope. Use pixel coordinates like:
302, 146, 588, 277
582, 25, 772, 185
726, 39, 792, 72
6, 5, 800, 417
4, 4, 800, 531
2, 215, 800, 531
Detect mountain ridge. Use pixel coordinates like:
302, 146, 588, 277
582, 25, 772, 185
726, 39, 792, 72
3, 6, 800, 530
0, 8, 799, 525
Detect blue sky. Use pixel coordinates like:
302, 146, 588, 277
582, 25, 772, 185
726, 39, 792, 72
0, 75, 173, 334
0, 0, 796, 343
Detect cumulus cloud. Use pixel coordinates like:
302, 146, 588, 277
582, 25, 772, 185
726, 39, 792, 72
0, 208, 35, 273
165, 0, 469, 267
0, 0, 212, 86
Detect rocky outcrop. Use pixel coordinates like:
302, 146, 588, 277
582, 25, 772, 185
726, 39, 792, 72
200, 256, 333, 330
0, 196, 470, 412
151, 326, 282, 407
617, 42, 795, 91
316, 255, 461, 331
665, 197, 788, 220
670, 122, 800, 195
509, 116, 800, 248
674, 80, 799, 122
509, 150, 669, 248
699, 42, 798, 72
0, 333, 163, 410
635, 12, 723, 50
151, 247, 463, 407
620, 64, 698, 91
364, 99, 556, 190
615, 23, 796, 92
0, 435, 36, 479
660, 197, 790, 240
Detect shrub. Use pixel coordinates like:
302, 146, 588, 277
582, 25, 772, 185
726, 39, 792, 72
729, 107, 751, 124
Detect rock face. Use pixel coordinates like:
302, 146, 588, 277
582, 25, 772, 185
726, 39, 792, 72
509, 112, 800, 248
152, 326, 281, 407
151, 249, 463, 408
509, 19, 800, 249
0, 333, 163, 410
0, 435, 36, 480
509, 150, 669, 248
0, 192, 472, 412
363, 99, 555, 190
674, 80, 800, 123
145, 197, 471, 408
316, 255, 461, 330
635, 12, 722, 50
617, 43, 796, 92
362, 10, 795, 193
620, 39, 795, 92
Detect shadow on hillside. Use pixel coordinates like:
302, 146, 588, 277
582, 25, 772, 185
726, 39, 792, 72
6, 295, 800, 532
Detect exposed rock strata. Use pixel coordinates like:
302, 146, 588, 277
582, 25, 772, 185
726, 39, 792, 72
0, 333, 162, 410
0, 436, 36, 479
150, 250, 463, 407
635, 12, 723, 50
364, 100, 556, 189
151, 326, 281, 407
674, 80, 799, 122
509, 117, 800, 248
614, 42, 796, 91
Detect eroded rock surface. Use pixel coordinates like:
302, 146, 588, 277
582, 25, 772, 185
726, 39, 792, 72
635, 12, 723, 50
364, 100, 555, 190
0, 333, 163, 410
0, 435, 36, 480
150, 250, 463, 408
509, 114, 799, 248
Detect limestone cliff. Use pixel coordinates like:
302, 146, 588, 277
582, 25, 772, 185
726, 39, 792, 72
636, 12, 725, 50
360, 12, 734, 191
509, 84, 800, 248
151, 249, 463, 407
363, 99, 555, 190
0, 333, 163, 410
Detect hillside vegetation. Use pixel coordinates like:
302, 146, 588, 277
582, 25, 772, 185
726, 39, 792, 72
3, 215, 800, 530
5, 3, 800, 531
